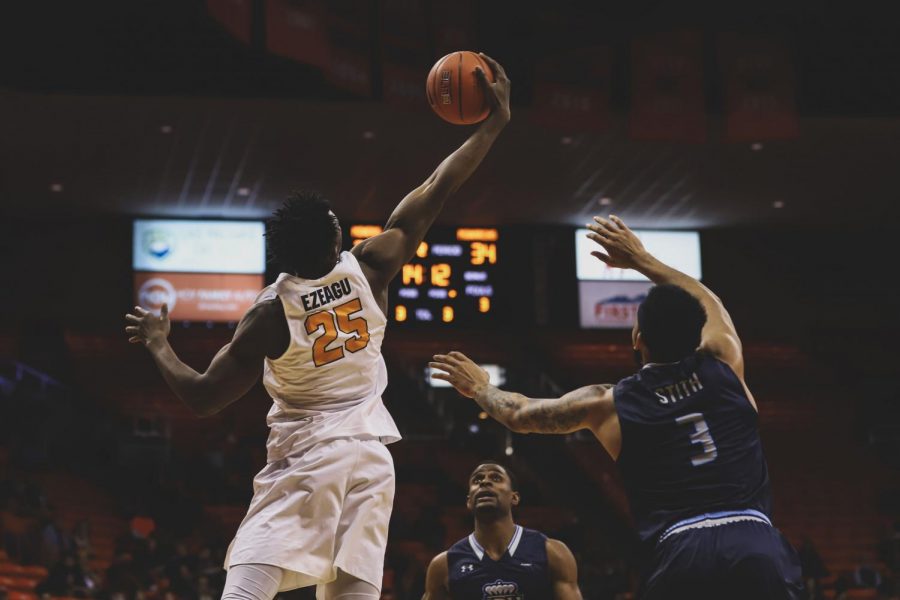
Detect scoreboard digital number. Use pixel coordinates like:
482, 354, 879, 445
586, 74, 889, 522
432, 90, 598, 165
350, 225, 500, 325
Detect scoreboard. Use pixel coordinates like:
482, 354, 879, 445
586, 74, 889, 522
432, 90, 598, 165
350, 225, 501, 325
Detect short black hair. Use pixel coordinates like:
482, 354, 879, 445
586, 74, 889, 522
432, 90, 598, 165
266, 191, 339, 277
637, 284, 707, 362
470, 461, 518, 491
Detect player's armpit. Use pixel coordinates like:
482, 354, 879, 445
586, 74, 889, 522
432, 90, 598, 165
352, 221, 418, 293
699, 328, 745, 379
422, 552, 450, 600
546, 539, 582, 600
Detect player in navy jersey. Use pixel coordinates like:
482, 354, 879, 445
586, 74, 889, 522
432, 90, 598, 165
423, 462, 581, 599
430, 216, 804, 599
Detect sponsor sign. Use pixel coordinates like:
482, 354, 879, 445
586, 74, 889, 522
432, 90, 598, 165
579, 281, 653, 329
575, 229, 701, 281
134, 272, 263, 322
133, 220, 265, 274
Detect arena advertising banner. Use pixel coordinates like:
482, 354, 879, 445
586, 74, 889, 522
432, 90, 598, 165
532, 47, 612, 133
266, 0, 330, 69
578, 281, 652, 329
575, 229, 701, 329
575, 229, 701, 281
630, 31, 706, 143
719, 33, 799, 142
133, 273, 263, 322
133, 220, 265, 322
133, 220, 265, 274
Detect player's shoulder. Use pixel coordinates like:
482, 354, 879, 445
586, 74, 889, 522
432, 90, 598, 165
520, 526, 548, 542
508, 527, 550, 563
544, 537, 574, 558
427, 550, 449, 572
447, 534, 475, 555
544, 537, 578, 574
613, 369, 641, 399
688, 348, 746, 386
244, 297, 285, 326
233, 297, 288, 359
424, 551, 450, 598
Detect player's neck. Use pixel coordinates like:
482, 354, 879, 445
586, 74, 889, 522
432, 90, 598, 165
473, 514, 517, 560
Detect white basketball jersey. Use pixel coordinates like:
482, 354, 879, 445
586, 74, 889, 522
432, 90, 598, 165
254, 251, 400, 460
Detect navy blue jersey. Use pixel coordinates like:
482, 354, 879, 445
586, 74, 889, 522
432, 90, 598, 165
614, 351, 771, 543
447, 526, 552, 600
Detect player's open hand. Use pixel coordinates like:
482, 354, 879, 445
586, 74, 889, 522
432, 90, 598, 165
125, 304, 171, 350
586, 215, 650, 271
475, 53, 511, 124
429, 351, 490, 399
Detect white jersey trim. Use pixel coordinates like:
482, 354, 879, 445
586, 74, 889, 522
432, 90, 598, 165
467, 525, 523, 561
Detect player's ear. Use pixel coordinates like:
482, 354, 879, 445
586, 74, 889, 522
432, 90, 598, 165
466, 493, 474, 511
511, 491, 520, 507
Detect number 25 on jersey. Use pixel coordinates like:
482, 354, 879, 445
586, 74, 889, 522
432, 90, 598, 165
304, 299, 370, 367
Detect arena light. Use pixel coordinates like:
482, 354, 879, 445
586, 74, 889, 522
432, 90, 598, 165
350, 224, 383, 239
456, 228, 498, 242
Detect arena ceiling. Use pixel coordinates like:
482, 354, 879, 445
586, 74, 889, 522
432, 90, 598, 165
2, 92, 899, 228
3, 0, 900, 228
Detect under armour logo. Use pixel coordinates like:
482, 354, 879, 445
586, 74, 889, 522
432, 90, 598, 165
461, 564, 474, 573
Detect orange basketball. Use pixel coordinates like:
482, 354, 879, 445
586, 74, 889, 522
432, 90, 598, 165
426, 51, 495, 125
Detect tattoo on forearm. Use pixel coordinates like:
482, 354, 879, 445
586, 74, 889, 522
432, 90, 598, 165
476, 387, 526, 422
476, 386, 598, 434
518, 397, 589, 433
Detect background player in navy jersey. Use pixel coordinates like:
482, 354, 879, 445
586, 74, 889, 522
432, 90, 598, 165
423, 462, 581, 600
430, 216, 804, 599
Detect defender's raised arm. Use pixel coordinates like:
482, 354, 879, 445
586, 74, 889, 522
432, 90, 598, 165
586, 215, 745, 380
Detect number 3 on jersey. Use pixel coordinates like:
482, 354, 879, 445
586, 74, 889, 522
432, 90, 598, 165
304, 298, 370, 367
676, 412, 718, 466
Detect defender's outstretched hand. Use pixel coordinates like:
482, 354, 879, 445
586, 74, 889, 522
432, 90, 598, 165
585, 215, 650, 271
125, 304, 171, 349
429, 351, 490, 398
475, 53, 511, 124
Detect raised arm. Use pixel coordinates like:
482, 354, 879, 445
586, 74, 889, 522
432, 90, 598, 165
353, 54, 511, 299
547, 539, 583, 600
422, 552, 450, 600
125, 300, 282, 417
586, 215, 745, 379
429, 352, 621, 459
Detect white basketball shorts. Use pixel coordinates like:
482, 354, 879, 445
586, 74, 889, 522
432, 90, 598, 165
224, 437, 395, 592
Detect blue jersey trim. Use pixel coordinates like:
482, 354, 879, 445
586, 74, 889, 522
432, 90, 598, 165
659, 508, 771, 542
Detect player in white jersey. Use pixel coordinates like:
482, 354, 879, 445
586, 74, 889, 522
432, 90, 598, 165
124, 54, 511, 600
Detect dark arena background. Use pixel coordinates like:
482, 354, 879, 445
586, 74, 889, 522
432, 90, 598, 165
2, 1, 900, 599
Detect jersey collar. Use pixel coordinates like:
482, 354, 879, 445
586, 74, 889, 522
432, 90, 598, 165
641, 360, 680, 370
468, 524, 523, 560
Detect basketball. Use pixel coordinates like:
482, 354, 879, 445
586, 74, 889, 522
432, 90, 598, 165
426, 51, 496, 125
